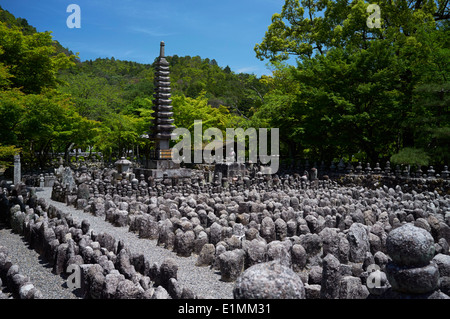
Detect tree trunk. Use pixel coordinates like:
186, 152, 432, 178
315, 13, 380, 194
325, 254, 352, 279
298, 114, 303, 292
64, 143, 75, 166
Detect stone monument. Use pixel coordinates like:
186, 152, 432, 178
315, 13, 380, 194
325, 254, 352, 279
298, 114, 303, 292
151, 41, 176, 153
62, 167, 76, 191
380, 223, 448, 298
136, 41, 190, 179
13, 154, 21, 185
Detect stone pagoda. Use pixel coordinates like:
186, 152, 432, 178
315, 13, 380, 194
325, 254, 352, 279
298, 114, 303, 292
151, 41, 176, 155
136, 41, 191, 178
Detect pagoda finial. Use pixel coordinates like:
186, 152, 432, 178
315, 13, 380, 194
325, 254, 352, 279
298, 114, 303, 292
160, 41, 165, 57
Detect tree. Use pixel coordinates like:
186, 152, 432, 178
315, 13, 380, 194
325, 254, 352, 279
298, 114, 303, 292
91, 96, 154, 160
390, 147, 430, 167
253, 0, 449, 164
0, 144, 20, 169
0, 87, 99, 167
1, 6, 263, 169
172, 91, 247, 138
0, 21, 76, 94
0, 19, 96, 168
255, 0, 445, 63
251, 63, 303, 158
93, 112, 149, 160
58, 72, 118, 121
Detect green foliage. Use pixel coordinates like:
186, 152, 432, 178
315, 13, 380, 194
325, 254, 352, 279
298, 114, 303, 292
166, 55, 267, 118
0, 144, 20, 168
390, 147, 430, 167
0, 10, 97, 168
251, 63, 302, 157
55, 50, 263, 159
0, 57, 12, 88
58, 72, 124, 120
0, 6, 75, 56
0, 87, 99, 166
0, 21, 77, 94
255, 0, 444, 63
172, 91, 247, 135
94, 108, 154, 159
2, 2, 448, 169
0, 6, 36, 35
254, 0, 450, 165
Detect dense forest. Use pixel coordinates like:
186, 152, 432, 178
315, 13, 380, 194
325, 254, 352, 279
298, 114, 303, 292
0, 1, 449, 172
253, 0, 449, 168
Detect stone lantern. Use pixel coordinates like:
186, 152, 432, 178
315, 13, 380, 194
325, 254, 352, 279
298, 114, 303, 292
115, 157, 132, 174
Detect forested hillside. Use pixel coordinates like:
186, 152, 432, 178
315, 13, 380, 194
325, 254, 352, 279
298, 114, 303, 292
0, 5, 261, 168
58, 55, 266, 122
0, 6, 75, 57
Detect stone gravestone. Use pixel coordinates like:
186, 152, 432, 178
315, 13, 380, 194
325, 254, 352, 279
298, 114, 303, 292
233, 261, 305, 299
62, 167, 76, 191
39, 174, 45, 189
44, 173, 56, 187
13, 154, 21, 185
55, 164, 65, 178
385, 224, 439, 295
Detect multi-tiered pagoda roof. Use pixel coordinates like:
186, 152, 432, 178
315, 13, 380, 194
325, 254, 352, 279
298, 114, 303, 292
152, 41, 175, 152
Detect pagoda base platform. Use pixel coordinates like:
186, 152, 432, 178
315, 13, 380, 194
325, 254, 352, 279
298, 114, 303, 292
214, 162, 248, 179
135, 160, 192, 179
146, 159, 180, 170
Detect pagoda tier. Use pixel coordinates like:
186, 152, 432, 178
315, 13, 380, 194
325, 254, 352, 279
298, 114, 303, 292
151, 41, 176, 149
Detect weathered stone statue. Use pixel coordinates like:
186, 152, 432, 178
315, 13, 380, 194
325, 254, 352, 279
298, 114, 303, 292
13, 154, 21, 185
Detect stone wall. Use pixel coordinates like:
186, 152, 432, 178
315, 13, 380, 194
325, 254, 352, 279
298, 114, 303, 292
47, 166, 450, 299
337, 174, 450, 194
0, 245, 43, 299
0, 187, 196, 299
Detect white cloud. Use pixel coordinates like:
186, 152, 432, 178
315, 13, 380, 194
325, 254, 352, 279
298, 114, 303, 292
128, 26, 175, 37
123, 50, 134, 56
236, 66, 260, 74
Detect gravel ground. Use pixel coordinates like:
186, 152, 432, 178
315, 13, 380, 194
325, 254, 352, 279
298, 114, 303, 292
0, 223, 80, 299
36, 187, 235, 299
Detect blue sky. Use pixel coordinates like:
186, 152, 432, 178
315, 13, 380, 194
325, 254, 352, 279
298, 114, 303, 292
1, 0, 287, 76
